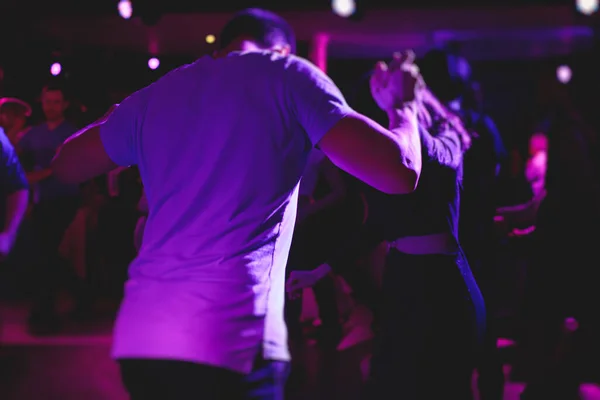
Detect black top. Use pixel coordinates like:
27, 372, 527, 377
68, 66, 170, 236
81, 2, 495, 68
458, 109, 506, 256
365, 124, 463, 241
326, 121, 465, 271
0, 131, 29, 230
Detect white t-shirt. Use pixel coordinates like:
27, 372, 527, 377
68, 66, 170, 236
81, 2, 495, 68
99, 51, 353, 374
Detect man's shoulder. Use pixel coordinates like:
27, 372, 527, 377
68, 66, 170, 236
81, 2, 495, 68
228, 51, 321, 76
19, 123, 43, 142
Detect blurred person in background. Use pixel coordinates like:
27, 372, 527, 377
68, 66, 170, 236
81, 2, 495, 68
0, 132, 29, 264
495, 130, 548, 235
0, 97, 31, 146
285, 147, 363, 347
519, 71, 600, 400
0, 130, 28, 262
50, 8, 422, 400
18, 84, 81, 334
525, 131, 548, 200
419, 48, 507, 400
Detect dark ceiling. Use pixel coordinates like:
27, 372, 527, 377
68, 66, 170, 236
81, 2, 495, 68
0, 0, 574, 17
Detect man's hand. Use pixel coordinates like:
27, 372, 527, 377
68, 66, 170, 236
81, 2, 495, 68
370, 50, 423, 112
0, 231, 15, 261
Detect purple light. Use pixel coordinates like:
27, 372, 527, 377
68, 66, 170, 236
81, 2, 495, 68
556, 65, 572, 84
148, 57, 160, 70
332, 0, 356, 17
576, 0, 598, 15
118, 0, 133, 19
50, 62, 62, 76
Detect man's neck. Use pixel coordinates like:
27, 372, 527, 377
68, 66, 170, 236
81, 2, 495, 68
46, 118, 65, 131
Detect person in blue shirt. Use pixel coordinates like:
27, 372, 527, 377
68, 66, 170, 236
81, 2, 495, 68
18, 84, 81, 333
0, 131, 28, 261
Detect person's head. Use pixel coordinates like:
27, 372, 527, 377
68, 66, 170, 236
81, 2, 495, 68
529, 132, 548, 156
419, 48, 472, 105
0, 97, 31, 132
41, 84, 69, 122
217, 8, 296, 56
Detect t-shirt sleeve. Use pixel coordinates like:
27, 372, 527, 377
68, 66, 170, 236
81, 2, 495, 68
99, 89, 148, 167
285, 57, 354, 146
420, 125, 463, 170
0, 134, 29, 194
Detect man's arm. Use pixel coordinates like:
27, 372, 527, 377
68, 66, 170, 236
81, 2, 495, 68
52, 124, 117, 184
286, 57, 420, 195
4, 190, 28, 238
318, 108, 421, 195
0, 137, 29, 256
52, 99, 140, 184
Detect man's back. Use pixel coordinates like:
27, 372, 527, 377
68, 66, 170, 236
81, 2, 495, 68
108, 51, 353, 373
135, 52, 309, 278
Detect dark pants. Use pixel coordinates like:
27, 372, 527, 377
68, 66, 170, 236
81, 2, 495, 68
28, 197, 82, 325
463, 232, 505, 400
119, 358, 290, 400
520, 233, 600, 399
365, 249, 485, 400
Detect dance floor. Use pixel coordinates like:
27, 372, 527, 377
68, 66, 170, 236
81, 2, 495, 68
1, 302, 599, 400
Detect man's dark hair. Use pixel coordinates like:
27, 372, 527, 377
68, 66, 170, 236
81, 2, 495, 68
42, 83, 69, 101
219, 8, 296, 54
419, 49, 472, 103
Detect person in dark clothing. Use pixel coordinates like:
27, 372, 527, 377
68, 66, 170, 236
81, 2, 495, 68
287, 87, 485, 399
284, 150, 362, 346
0, 131, 28, 262
419, 49, 507, 400
19, 85, 81, 334
519, 104, 600, 400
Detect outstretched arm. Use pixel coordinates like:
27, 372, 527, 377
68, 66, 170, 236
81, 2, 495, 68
0, 137, 29, 258
286, 56, 421, 195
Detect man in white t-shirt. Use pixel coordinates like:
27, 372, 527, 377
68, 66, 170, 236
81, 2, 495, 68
51, 8, 423, 399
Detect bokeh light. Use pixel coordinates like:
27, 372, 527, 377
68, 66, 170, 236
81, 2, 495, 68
50, 62, 62, 76
148, 57, 160, 70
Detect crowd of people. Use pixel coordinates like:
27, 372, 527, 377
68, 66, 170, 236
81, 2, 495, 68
2, 7, 600, 400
